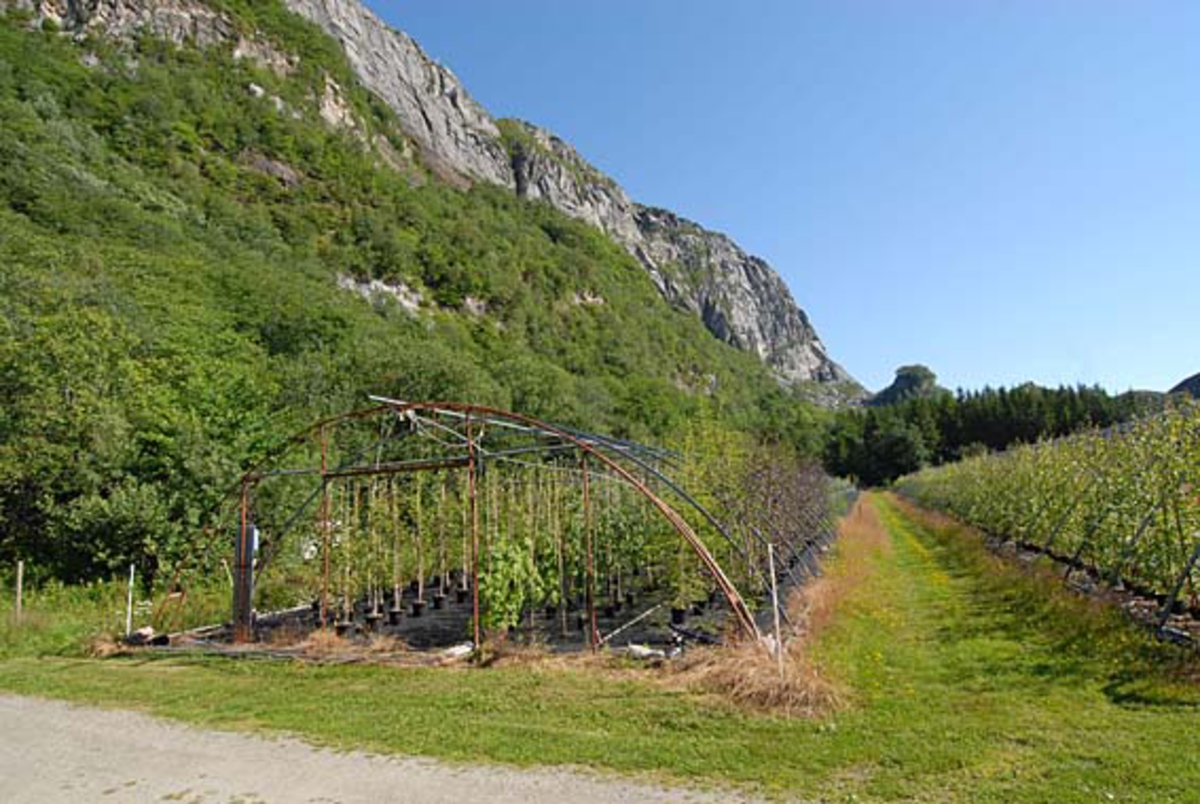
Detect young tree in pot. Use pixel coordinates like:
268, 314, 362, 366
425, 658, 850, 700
410, 474, 427, 616
387, 479, 404, 625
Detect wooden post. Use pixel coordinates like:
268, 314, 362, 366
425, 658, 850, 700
319, 427, 331, 630
768, 544, 784, 680
582, 453, 599, 651
14, 560, 23, 625
467, 413, 481, 649
232, 481, 255, 643
554, 474, 567, 637
125, 563, 135, 637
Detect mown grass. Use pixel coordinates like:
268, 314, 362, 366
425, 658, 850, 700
1, 494, 1197, 801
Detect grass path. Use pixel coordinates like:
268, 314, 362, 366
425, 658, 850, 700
0, 494, 1197, 801
810, 496, 1200, 802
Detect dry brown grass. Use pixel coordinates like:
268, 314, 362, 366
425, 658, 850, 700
477, 636, 551, 668
791, 496, 891, 640
670, 640, 843, 718
666, 498, 894, 719
84, 633, 127, 659
477, 637, 651, 681
287, 629, 412, 660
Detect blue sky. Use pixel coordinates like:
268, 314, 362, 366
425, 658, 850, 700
369, 1, 1199, 393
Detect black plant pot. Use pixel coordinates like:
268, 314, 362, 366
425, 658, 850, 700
604, 605, 616, 619
334, 620, 355, 637
456, 588, 469, 605
364, 612, 383, 631
410, 600, 426, 617
387, 607, 404, 626
432, 593, 446, 610
545, 605, 558, 619
670, 608, 686, 626
625, 592, 635, 607
574, 615, 586, 631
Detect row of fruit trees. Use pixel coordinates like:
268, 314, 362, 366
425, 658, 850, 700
896, 401, 1200, 614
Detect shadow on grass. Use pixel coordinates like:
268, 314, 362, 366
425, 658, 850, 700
885, 496, 1200, 710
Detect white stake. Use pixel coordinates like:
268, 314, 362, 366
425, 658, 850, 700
15, 560, 23, 625
768, 545, 784, 681
125, 563, 136, 637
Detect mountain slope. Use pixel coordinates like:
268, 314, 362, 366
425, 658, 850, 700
11, 0, 856, 392
278, 0, 856, 390
0, 5, 829, 579
1171, 373, 1200, 398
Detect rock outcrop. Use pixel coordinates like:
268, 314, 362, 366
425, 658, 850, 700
497, 119, 852, 385
632, 207, 848, 383
12, 0, 234, 45
869, 365, 948, 407
283, 0, 512, 188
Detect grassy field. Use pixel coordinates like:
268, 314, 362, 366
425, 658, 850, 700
1, 494, 1197, 801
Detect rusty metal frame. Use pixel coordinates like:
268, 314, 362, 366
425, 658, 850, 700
167, 400, 769, 645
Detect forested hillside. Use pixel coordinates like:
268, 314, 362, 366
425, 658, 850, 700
0, 9, 823, 582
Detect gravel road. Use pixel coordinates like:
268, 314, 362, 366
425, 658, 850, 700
0, 694, 752, 803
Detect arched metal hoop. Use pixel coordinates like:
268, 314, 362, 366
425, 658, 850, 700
168, 400, 764, 645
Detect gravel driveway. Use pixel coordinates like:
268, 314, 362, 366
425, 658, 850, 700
0, 694, 751, 803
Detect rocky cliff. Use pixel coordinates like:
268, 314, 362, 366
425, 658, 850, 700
282, 0, 513, 188
9, 0, 857, 391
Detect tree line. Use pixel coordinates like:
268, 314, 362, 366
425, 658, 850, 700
823, 381, 1161, 487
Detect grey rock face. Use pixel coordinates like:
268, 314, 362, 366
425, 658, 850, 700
634, 207, 851, 384
14, 0, 234, 46
502, 120, 850, 384
502, 120, 644, 252
282, 0, 513, 188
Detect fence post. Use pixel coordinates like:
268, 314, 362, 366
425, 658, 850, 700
15, 560, 23, 624
232, 480, 255, 643
125, 563, 136, 637
768, 545, 784, 680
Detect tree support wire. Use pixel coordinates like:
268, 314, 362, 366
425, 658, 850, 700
1158, 535, 1200, 632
